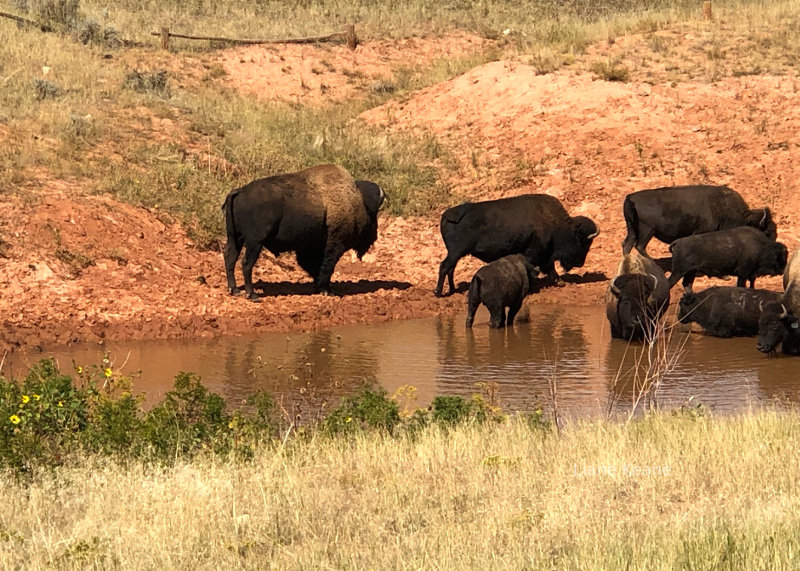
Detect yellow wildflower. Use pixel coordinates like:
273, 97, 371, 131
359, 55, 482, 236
76, 366, 83, 374
104, 368, 113, 378
58, 401, 64, 407
33, 394, 41, 401
345, 417, 353, 423
21, 395, 30, 404
9, 415, 20, 425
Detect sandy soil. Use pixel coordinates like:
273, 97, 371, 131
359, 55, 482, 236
2, 31, 799, 353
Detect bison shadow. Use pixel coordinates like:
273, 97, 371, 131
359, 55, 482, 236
251, 279, 412, 297
558, 271, 608, 285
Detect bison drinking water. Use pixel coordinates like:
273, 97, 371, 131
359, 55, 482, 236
621, 185, 776, 257
757, 250, 800, 355
465, 254, 539, 328
435, 194, 598, 297
222, 164, 384, 300
606, 251, 670, 341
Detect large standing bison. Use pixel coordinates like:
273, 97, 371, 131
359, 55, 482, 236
678, 286, 783, 338
667, 226, 787, 293
757, 250, 800, 355
606, 251, 670, 340
465, 254, 539, 329
222, 164, 384, 300
621, 185, 776, 257
435, 194, 599, 297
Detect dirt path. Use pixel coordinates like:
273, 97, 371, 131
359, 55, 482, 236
2, 32, 799, 353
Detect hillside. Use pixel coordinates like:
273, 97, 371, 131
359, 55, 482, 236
1, 4, 799, 352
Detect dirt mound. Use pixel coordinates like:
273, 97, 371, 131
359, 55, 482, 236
217, 32, 492, 103
362, 61, 800, 290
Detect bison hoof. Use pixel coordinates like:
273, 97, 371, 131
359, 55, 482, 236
247, 293, 262, 303
553, 280, 566, 288
229, 287, 243, 296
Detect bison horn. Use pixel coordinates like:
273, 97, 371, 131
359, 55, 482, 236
759, 300, 765, 312
646, 273, 658, 304
587, 230, 600, 239
760, 208, 768, 226
610, 276, 621, 296
780, 304, 789, 319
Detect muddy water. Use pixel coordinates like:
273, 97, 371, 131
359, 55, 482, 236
4, 305, 800, 419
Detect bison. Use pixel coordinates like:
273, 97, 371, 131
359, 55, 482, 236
435, 194, 599, 297
678, 286, 783, 338
465, 254, 539, 328
622, 185, 776, 257
222, 164, 384, 300
606, 251, 670, 340
757, 250, 800, 355
667, 226, 787, 293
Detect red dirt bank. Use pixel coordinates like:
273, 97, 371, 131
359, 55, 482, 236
1, 33, 799, 353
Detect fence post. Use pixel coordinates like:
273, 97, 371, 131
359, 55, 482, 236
702, 1, 712, 21
346, 24, 357, 50
160, 26, 170, 50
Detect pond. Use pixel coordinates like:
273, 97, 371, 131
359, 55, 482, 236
4, 304, 800, 420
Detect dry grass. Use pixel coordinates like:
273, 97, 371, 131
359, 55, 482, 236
1, 410, 799, 568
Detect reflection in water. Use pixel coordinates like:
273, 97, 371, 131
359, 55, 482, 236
5, 304, 800, 419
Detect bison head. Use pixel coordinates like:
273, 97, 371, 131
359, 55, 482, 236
745, 207, 778, 241
677, 291, 700, 324
757, 241, 789, 277
354, 180, 385, 258
555, 216, 599, 271
609, 273, 659, 340
757, 301, 791, 353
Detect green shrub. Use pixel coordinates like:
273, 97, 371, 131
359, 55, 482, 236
322, 386, 401, 436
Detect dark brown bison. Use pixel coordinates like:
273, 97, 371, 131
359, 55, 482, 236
465, 254, 539, 328
678, 286, 783, 338
667, 226, 787, 293
222, 164, 384, 300
622, 185, 776, 257
435, 194, 598, 297
606, 251, 670, 340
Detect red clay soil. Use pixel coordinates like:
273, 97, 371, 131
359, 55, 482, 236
1, 32, 799, 353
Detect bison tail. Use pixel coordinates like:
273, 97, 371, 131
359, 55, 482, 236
222, 190, 240, 245
622, 196, 639, 239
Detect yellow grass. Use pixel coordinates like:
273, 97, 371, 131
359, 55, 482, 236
2, 409, 800, 569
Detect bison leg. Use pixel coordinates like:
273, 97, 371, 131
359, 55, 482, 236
223, 238, 243, 295
315, 245, 346, 296
680, 272, 697, 294
465, 279, 481, 328
435, 253, 460, 297
488, 305, 506, 329
541, 262, 565, 288
507, 300, 523, 327
241, 242, 264, 302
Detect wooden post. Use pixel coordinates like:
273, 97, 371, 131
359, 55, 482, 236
160, 27, 170, 50
346, 24, 357, 50
702, 1, 712, 21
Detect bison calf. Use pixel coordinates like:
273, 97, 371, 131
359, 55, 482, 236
222, 164, 384, 300
667, 226, 787, 293
436, 194, 598, 297
465, 254, 539, 328
678, 286, 782, 338
622, 184, 776, 257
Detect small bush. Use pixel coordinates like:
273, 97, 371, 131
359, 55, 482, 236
590, 58, 630, 82
33, 79, 61, 101
322, 387, 401, 436
122, 70, 169, 96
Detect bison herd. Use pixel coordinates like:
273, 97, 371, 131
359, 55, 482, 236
222, 165, 799, 357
